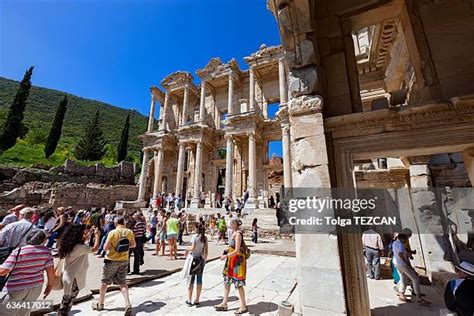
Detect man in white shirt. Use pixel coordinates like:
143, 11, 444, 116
362, 228, 384, 280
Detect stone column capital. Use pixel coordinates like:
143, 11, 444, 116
225, 134, 234, 141
247, 131, 256, 140
288, 95, 323, 116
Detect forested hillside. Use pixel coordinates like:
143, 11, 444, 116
0, 77, 149, 167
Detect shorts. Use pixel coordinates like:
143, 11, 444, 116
188, 274, 203, 286
223, 275, 245, 288
167, 233, 177, 240
159, 231, 167, 242
101, 260, 128, 285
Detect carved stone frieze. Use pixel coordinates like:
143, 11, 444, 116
287, 95, 323, 116
325, 98, 474, 139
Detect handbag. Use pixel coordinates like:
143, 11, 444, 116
0, 247, 22, 291
180, 254, 193, 280
52, 258, 65, 290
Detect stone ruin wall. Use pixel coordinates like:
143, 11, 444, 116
49, 184, 138, 210
0, 160, 138, 213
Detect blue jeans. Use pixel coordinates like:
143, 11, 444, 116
364, 246, 381, 279
96, 233, 109, 255
189, 274, 203, 285
47, 231, 60, 248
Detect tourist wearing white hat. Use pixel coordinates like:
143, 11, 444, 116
444, 261, 474, 316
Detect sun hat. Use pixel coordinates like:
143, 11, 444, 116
456, 261, 474, 276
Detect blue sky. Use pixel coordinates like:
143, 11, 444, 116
0, 0, 283, 156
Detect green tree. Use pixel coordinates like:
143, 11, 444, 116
116, 113, 130, 162
44, 95, 68, 158
75, 110, 107, 161
25, 128, 48, 145
0, 66, 34, 153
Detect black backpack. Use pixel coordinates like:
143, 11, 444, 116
115, 232, 130, 253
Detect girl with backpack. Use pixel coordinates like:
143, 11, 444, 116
185, 223, 208, 307
214, 219, 249, 314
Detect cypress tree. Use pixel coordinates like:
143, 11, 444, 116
75, 110, 107, 161
44, 95, 68, 158
0, 66, 34, 153
117, 113, 130, 162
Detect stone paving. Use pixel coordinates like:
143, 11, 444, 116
369, 277, 445, 316
70, 254, 297, 315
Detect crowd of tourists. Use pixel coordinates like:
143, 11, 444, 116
0, 202, 253, 315
362, 227, 474, 315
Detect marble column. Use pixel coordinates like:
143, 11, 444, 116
249, 67, 255, 112
181, 85, 189, 125
137, 149, 150, 202
199, 81, 206, 122
244, 132, 258, 209
409, 161, 455, 276
147, 94, 156, 133
160, 92, 170, 131
224, 135, 234, 198
278, 57, 288, 104
281, 123, 293, 192
227, 71, 234, 115
152, 147, 164, 199
175, 143, 186, 198
190, 141, 203, 208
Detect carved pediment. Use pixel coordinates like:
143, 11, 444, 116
160, 71, 194, 91
244, 44, 283, 67
196, 57, 243, 82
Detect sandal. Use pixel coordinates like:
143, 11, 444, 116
397, 293, 411, 303
194, 301, 200, 307
91, 301, 104, 311
234, 307, 249, 314
185, 300, 193, 306
125, 304, 133, 316
214, 303, 228, 311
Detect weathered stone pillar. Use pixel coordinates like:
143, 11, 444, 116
227, 71, 234, 115
224, 135, 234, 198
199, 82, 206, 122
152, 147, 164, 199
268, 0, 366, 313
462, 147, 474, 185
175, 143, 186, 198
278, 107, 292, 191
409, 159, 455, 276
249, 67, 255, 112
147, 94, 156, 133
137, 149, 150, 202
160, 92, 170, 131
181, 85, 189, 125
278, 57, 288, 104
190, 141, 203, 208
244, 132, 258, 209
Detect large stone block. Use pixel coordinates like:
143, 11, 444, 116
291, 135, 328, 170
288, 66, 318, 98
289, 112, 325, 140
299, 265, 346, 313
286, 40, 317, 68
292, 165, 331, 188
409, 164, 430, 177
296, 233, 341, 269
410, 175, 431, 188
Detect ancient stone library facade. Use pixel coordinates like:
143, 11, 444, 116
122, 0, 474, 315
132, 44, 290, 210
